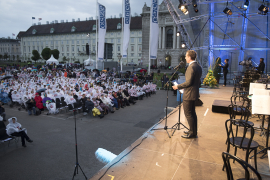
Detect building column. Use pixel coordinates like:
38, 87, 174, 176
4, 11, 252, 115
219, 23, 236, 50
162, 26, 165, 49
159, 27, 162, 49
173, 26, 176, 49
177, 34, 180, 49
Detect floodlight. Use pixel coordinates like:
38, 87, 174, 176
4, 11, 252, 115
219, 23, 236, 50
192, 0, 198, 12
223, 7, 232, 15
258, 4, 269, 14
181, 43, 186, 48
176, 32, 180, 36
243, 0, 249, 9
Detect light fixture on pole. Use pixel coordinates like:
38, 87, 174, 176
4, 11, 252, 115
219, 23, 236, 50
176, 32, 180, 37
223, 7, 232, 15
243, 0, 249, 9
117, 53, 122, 73
178, 0, 188, 15
86, 33, 91, 61
258, 4, 269, 15
181, 43, 186, 48
192, 0, 198, 13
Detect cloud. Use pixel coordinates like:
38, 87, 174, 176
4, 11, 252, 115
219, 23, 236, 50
0, 0, 146, 38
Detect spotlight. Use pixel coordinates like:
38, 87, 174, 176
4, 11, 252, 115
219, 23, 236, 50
181, 43, 186, 48
223, 7, 232, 15
243, 0, 249, 9
258, 4, 269, 15
192, 0, 198, 13
176, 32, 180, 36
178, 4, 189, 15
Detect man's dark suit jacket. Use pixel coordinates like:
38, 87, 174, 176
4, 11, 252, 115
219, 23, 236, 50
177, 62, 202, 101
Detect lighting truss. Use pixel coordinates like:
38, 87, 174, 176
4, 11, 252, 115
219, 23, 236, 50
163, 0, 192, 49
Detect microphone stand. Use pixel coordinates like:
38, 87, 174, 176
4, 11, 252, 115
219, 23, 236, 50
171, 90, 189, 137
151, 63, 183, 138
72, 109, 87, 180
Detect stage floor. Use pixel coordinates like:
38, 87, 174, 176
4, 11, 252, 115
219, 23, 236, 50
90, 86, 270, 180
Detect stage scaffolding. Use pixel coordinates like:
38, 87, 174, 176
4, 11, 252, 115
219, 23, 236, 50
164, 0, 270, 76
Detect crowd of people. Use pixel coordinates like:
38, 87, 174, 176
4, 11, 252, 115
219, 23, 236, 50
0, 66, 157, 119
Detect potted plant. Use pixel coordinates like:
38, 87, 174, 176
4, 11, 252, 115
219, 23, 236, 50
213, 57, 221, 84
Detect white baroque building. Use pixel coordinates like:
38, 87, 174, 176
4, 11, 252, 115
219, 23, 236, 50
20, 17, 142, 64
0, 37, 21, 61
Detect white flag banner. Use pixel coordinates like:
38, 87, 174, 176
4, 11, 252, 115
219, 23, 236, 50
98, 3, 106, 60
122, 0, 131, 58
150, 0, 159, 59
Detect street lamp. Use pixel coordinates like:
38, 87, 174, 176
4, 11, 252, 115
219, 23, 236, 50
117, 53, 122, 74
87, 33, 91, 61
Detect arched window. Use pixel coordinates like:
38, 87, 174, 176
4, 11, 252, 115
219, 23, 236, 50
50, 28, 54, 33
32, 29, 37, 35
92, 25, 96, 31
117, 23, 121, 30
166, 29, 173, 48
71, 26, 76, 32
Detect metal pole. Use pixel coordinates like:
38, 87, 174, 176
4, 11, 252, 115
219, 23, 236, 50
148, 0, 152, 75
96, 0, 98, 69
209, 3, 214, 68
266, 11, 269, 73
121, 0, 124, 71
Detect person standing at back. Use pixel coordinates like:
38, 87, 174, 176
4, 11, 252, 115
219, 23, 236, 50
172, 50, 202, 139
219, 59, 229, 87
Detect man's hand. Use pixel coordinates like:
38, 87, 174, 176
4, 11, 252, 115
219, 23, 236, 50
172, 85, 178, 90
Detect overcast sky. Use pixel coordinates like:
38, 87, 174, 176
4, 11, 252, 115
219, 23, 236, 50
0, 0, 161, 38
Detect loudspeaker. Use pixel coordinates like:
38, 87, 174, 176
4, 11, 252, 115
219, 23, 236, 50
195, 99, 203, 106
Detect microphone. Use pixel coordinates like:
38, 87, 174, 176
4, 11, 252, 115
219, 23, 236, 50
174, 61, 185, 70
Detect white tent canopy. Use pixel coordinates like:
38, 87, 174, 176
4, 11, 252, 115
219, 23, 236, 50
84, 58, 95, 65
46, 55, 59, 65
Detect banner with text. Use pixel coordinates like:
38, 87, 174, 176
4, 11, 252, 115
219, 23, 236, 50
122, 0, 131, 58
98, 3, 106, 60
150, 0, 159, 59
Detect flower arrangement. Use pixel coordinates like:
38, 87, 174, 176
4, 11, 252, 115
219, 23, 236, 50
203, 69, 218, 88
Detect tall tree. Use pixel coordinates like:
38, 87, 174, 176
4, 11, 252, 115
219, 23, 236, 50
12, 55, 15, 61
0, 54, 2, 60
31, 50, 41, 63
51, 49, 60, 59
62, 56, 67, 62
41, 47, 51, 60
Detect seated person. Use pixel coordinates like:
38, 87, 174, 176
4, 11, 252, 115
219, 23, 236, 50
34, 93, 44, 111
26, 98, 36, 115
84, 97, 104, 119
42, 93, 52, 107
0, 102, 6, 121
0, 89, 11, 104
6, 117, 33, 147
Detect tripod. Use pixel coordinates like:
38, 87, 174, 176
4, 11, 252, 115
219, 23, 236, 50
72, 109, 87, 180
151, 65, 182, 138
171, 91, 189, 136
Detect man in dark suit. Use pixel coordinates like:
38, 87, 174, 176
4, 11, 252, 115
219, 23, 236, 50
172, 50, 202, 138
257, 58, 265, 74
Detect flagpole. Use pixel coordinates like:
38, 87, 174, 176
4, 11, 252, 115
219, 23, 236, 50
96, 0, 98, 69
148, 1, 152, 75
121, 0, 124, 72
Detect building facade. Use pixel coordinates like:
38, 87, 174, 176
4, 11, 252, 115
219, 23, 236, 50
20, 17, 142, 64
141, 2, 186, 68
0, 38, 21, 61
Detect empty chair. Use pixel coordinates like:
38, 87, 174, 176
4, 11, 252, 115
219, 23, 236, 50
56, 98, 60, 103
222, 152, 262, 180
224, 119, 259, 170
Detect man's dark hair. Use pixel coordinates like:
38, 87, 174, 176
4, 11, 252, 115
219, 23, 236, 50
225, 59, 229, 62
260, 58, 264, 62
186, 50, 197, 60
